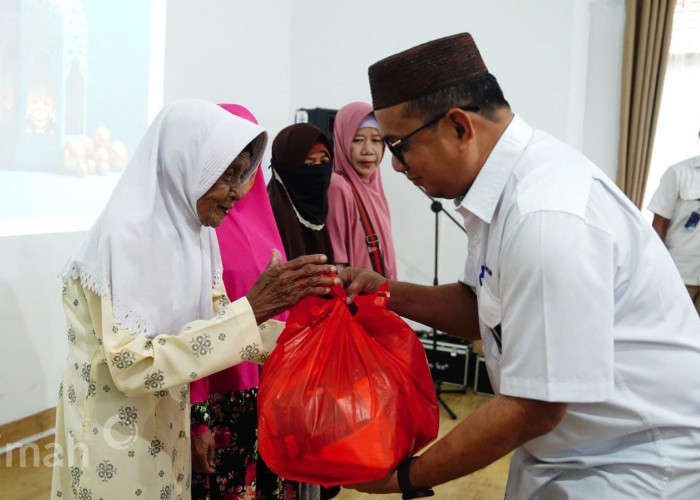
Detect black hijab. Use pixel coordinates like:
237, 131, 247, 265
267, 123, 335, 261
269, 123, 333, 226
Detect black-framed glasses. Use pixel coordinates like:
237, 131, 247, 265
384, 105, 480, 166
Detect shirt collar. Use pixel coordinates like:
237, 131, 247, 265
456, 114, 533, 223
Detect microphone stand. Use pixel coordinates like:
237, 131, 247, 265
423, 188, 467, 420
421, 188, 468, 237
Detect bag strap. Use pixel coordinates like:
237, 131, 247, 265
339, 173, 386, 276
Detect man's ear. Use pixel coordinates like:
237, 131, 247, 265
447, 108, 475, 143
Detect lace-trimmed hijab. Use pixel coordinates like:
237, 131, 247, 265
62, 100, 267, 338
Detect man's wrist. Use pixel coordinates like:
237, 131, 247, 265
397, 457, 434, 499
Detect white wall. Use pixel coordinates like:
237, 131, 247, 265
582, 0, 626, 177
0, 0, 625, 426
0, 232, 83, 424
163, 0, 294, 170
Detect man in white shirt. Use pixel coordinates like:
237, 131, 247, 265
341, 33, 700, 499
648, 137, 700, 315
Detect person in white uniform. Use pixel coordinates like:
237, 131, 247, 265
340, 33, 700, 500
648, 134, 700, 315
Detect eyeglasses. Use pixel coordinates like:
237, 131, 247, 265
384, 105, 480, 166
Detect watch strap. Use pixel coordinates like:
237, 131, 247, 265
397, 457, 434, 499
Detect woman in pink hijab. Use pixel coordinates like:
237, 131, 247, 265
190, 104, 288, 500
326, 101, 397, 280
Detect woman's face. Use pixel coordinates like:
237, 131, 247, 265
238, 170, 257, 198
197, 149, 252, 227
350, 127, 384, 178
304, 146, 331, 165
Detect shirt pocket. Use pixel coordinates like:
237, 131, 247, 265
679, 182, 700, 201
477, 283, 504, 354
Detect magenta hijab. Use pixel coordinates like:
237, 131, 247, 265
328, 101, 397, 279
216, 104, 288, 301
191, 104, 288, 404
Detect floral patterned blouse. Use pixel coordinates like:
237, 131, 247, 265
50, 278, 283, 500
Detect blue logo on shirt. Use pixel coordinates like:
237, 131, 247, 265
478, 264, 492, 286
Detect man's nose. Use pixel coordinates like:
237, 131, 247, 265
391, 155, 406, 173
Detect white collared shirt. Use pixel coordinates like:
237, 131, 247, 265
457, 115, 700, 499
648, 154, 700, 285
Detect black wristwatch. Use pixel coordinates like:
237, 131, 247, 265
397, 457, 434, 499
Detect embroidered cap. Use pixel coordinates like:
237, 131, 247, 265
368, 32, 489, 110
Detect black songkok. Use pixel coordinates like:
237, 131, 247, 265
368, 32, 489, 110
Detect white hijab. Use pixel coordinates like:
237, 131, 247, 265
62, 100, 268, 338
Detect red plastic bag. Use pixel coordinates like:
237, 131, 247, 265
258, 283, 438, 487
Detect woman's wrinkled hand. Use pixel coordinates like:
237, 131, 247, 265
246, 249, 340, 324
191, 429, 216, 474
338, 267, 387, 304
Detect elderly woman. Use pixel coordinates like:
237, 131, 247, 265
327, 102, 397, 279
51, 100, 337, 500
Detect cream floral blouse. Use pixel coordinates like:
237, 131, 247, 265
50, 278, 283, 500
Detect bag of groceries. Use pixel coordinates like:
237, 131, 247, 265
258, 282, 438, 486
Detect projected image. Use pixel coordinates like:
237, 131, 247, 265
0, 0, 162, 235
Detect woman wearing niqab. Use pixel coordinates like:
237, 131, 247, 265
267, 123, 335, 262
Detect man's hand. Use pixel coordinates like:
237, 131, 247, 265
338, 267, 387, 304
348, 468, 400, 494
397, 395, 567, 490
191, 429, 215, 474
246, 250, 340, 324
